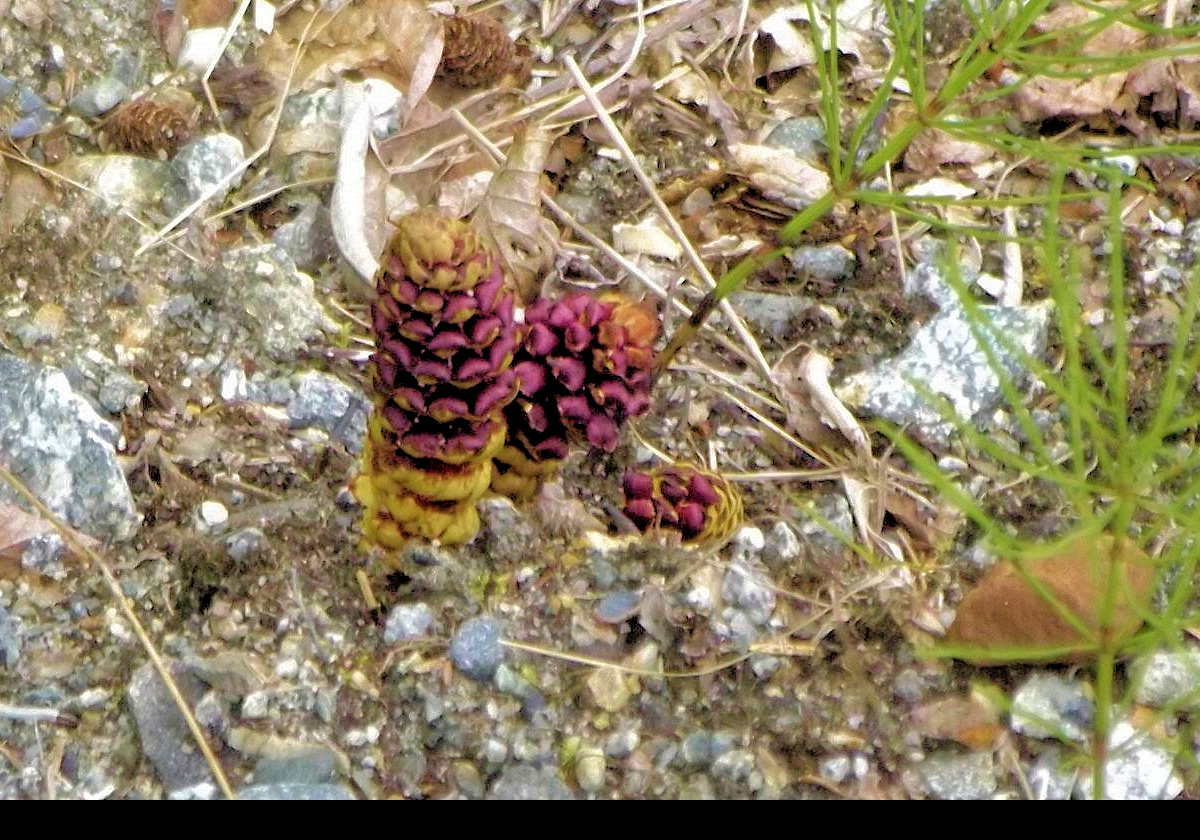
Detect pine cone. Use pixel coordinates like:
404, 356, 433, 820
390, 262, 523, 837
104, 97, 194, 158
622, 466, 743, 545
439, 14, 531, 88
492, 292, 658, 500
353, 210, 522, 550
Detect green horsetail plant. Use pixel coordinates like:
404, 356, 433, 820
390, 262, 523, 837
880, 166, 1200, 798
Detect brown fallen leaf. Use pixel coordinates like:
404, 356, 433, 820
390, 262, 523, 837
947, 534, 1154, 665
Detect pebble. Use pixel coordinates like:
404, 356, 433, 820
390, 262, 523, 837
585, 666, 631, 712
679, 731, 712, 766
168, 133, 246, 211
488, 763, 575, 800
0, 354, 140, 541
241, 691, 271, 719
575, 745, 607, 793
481, 738, 509, 765
286, 371, 369, 452
911, 750, 996, 800
763, 521, 802, 568
127, 661, 214, 793
765, 116, 827, 163
1133, 651, 1200, 709
68, 76, 129, 117
1026, 747, 1076, 800
789, 243, 857, 283
711, 749, 757, 786
604, 730, 640, 759
76, 688, 111, 710
383, 602, 434, 644
198, 500, 229, 529
0, 605, 22, 669
453, 761, 485, 798
449, 616, 505, 681
595, 590, 642, 624
1075, 721, 1181, 800
238, 783, 355, 800
1010, 673, 1092, 742
819, 753, 852, 784
225, 527, 265, 563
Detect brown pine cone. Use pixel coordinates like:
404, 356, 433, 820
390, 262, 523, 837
439, 14, 531, 88
104, 97, 194, 159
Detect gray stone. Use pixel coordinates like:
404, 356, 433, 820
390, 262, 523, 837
1133, 651, 1200, 709
836, 301, 1052, 442
1010, 673, 1092, 742
904, 256, 977, 310
67, 155, 172, 214
730, 290, 817, 341
383, 602, 434, 644
9, 110, 51, 140
710, 749, 756, 785
595, 590, 641, 624
789, 243, 856, 283
1074, 721, 1181, 800
286, 371, 368, 451
481, 738, 508, 765
488, 763, 575, 800
453, 761, 485, 798
721, 561, 775, 625
225, 528, 265, 563
127, 661, 213, 792
0, 605, 21, 669
449, 616, 504, 681
271, 195, 335, 270
219, 245, 334, 360
763, 521, 802, 568
493, 662, 538, 702
253, 750, 339, 785
238, 783, 355, 800
69, 76, 129, 117
819, 754, 852, 783
575, 745, 606, 793
1027, 747, 1076, 800
679, 732, 712, 766
21, 532, 67, 580
0, 355, 139, 541
604, 730, 640, 759
913, 750, 996, 800
168, 133, 246, 212
478, 497, 538, 566
765, 117, 827, 163
98, 370, 146, 414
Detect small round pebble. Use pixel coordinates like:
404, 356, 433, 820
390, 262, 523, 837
575, 745, 607, 793
383, 602, 434, 644
449, 616, 504, 682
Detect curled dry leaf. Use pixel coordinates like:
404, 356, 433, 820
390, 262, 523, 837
947, 535, 1155, 665
256, 0, 442, 102
1008, 4, 1145, 122
903, 127, 994, 174
729, 143, 831, 210
472, 124, 557, 301
910, 694, 1004, 751
772, 349, 868, 455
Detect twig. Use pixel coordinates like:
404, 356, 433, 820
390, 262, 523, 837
0, 704, 77, 727
200, 0, 253, 130
0, 463, 236, 800
562, 55, 775, 385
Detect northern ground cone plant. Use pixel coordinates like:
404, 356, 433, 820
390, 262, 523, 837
439, 14, 531, 88
352, 209, 521, 549
622, 465, 744, 546
492, 292, 658, 500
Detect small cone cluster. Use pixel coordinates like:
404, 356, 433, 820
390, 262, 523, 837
493, 293, 658, 500
439, 14, 531, 88
352, 210, 521, 547
622, 465, 743, 545
104, 97, 194, 158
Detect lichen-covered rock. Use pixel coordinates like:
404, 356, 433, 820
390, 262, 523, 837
621, 465, 742, 545
352, 210, 521, 549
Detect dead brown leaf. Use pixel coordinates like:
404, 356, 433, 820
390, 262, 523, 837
947, 534, 1154, 664
472, 123, 557, 301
